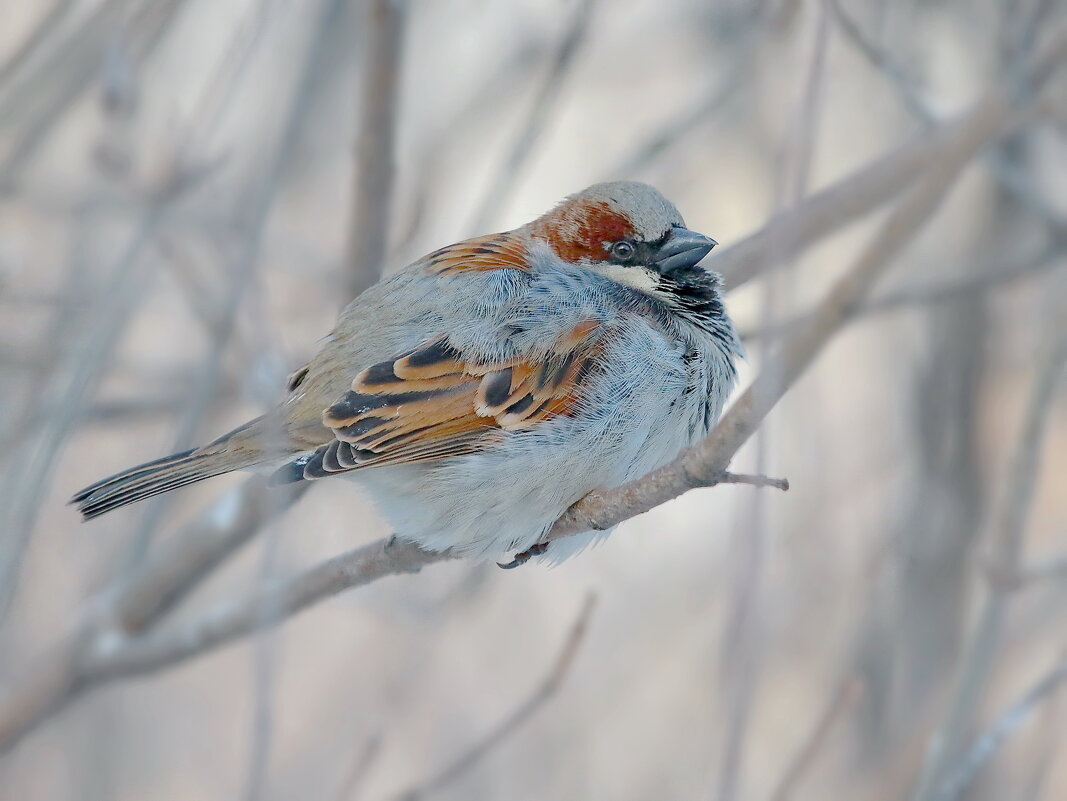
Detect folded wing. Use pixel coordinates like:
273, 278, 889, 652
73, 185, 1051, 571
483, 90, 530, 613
272, 320, 603, 483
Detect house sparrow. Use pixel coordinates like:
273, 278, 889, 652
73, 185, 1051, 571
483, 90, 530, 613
72, 182, 742, 565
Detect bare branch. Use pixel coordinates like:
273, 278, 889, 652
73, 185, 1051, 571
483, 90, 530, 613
1010, 551, 1067, 588
609, 68, 742, 179
112, 480, 307, 633
827, 0, 1067, 241
0, 0, 347, 750
335, 731, 384, 801
912, 327, 1067, 801
54, 473, 784, 680
824, 0, 933, 123
712, 25, 1067, 291
347, 0, 407, 296
739, 242, 1066, 343
932, 657, 1067, 801
0, 0, 77, 95
466, 0, 596, 234
0, 0, 187, 189
768, 678, 863, 801
397, 594, 597, 800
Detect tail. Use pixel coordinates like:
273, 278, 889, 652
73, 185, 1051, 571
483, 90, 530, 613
71, 420, 270, 520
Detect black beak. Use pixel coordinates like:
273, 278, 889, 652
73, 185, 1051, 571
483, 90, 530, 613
653, 225, 717, 273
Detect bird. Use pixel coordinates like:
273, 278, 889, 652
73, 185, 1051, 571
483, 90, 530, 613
71, 181, 742, 565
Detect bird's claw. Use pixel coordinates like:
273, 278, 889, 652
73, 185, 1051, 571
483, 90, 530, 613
497, 541, 549, 569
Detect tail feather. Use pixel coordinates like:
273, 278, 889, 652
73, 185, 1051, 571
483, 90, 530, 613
71, 448, 247, 520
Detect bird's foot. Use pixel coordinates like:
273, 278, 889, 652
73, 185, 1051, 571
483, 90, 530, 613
498, 541, 549, 569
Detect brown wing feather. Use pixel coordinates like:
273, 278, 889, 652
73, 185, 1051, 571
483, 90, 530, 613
274, 321, 604, 483
422, 232, 530, 275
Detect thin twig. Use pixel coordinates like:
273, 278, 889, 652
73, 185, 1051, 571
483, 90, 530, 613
0, 0, 77, 95
718, 472, 790, 491
717, 11, 830, 798
739, 242, 1066, 343
711, 26, 1067, 292
1011, 552, 1067, 588
932, 658, 1067, 801
0, 0, 346, 748
912, 329, 1067, 801
466, 0, 596, 235
824, 0, 932, 123
827, 0, 1067, 241
768, 677, 864, 801
347, 0, 407, 296
609, 69, 743, 179
397, 594, 597, 800
336, 730, 384, 801
126, 0, 289, 568
0, 0, 187, 189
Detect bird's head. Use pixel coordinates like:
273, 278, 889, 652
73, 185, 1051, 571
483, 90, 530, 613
528, 181, 718, 291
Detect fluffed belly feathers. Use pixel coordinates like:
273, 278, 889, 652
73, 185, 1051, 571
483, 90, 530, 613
350, 322, 736, 561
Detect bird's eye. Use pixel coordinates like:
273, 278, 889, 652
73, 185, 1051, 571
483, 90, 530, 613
611, 241, 635, 261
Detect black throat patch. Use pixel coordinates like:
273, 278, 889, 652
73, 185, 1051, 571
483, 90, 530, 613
657, 265, 727, 324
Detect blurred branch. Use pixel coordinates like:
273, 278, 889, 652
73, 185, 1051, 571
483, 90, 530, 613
768, 677, 863, 801
609, 67, 743, 179
712, 25, 1067, 291
336, 730, 384, 801
823, 0, 931, 122
112, 481, 309, 633
0, 0, 344, 749
1005, 551, 1067, 588
347, 0, 407, 296
466, 0, 596, 234
717, 9, 830, 797
932, 656, 1067, 801
0, 165, 197, 620
0, 0, 77, 94
605, 7, 764, 180
397, 594, 597, 800
389, 22, 561, 259
912, 328, 1067, 801
0, 480, 306, 752
0, 0, 187, 189
125, 0, 321, 568
0, 28, 1062, 757
827, 0, 1067, 240
739, 242, 1066, 343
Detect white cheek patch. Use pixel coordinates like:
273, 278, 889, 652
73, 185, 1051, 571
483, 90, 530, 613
589, 263, 661, 294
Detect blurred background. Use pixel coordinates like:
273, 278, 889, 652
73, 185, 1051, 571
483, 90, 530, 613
1, 0, 1066, 799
